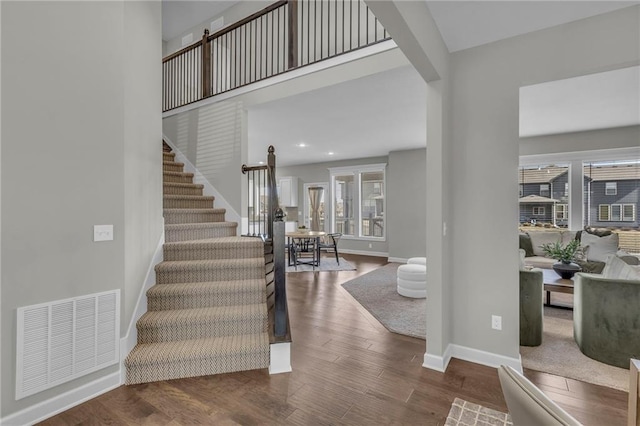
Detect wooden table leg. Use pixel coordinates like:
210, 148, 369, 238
630, 359, 640, 426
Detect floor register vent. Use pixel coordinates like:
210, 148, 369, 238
16, 290, 120, 399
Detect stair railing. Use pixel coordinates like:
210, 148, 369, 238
242, 146, 289, 339
163, 0, 390, 112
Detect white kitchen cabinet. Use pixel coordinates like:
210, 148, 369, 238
278, 176, 298, 207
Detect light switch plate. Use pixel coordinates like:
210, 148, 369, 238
94, 225, 113, 242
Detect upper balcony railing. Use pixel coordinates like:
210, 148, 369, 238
163, 0, 390, 112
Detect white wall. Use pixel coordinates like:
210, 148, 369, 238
387, 148, 426, 260
448, 5, 639, 360
1, 1, 162, 419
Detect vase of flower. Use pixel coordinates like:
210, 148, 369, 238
540, 239, 583, 279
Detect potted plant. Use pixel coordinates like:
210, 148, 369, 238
540, 239, 582, 279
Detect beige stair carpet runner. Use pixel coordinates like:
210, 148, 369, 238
125, 142, 270, 385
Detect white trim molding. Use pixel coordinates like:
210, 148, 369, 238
163, 134, 241, 226
387, 257, 409, 263
269, 342, 292, 374
120, 230, 165, 382
339, 248, 388, 258
1, 372, 121, 426
424, 344, 523, 374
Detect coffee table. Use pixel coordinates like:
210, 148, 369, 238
541, 269, 574, 309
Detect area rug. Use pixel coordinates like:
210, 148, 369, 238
445, 398, 512, 426
286, 257, 355, 273
520, 306, 628, 391
341, 263, 426, 339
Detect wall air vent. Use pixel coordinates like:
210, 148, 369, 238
16, 290, 120, 399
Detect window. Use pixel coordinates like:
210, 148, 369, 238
361, 172, 384, 237
519, 184, 523, 197
611, 204, 622, 221
540, 184, 550, 197
303, 183, 328, 231
623, 204, 636, 222
605, 182, 617, 195
330, 164, 386, 239
598, 204, 610, 221
556, 204, 568, 220
532, 206, 545, 216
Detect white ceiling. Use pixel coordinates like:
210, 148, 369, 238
426, 1, 639, 52
162, 1, 242, 41
247, 66, 427, 166
163, 1, 639, 166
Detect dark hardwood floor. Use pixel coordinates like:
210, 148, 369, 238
40, 254, 628, 425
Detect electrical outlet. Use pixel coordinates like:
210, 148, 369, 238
491, 315, 502, 331
94, 225, 114, 242
368, 243, 372, 248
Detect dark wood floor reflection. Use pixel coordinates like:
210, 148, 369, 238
40, 254, 627, 425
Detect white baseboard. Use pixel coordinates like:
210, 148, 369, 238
424, 344, 522, 374
339, 248, 388, 258
162, 134, 241, 226
387, 257, 408, 263
269, 342, 292, 374
423, 345, 452, 372
1, 372, 121, 426
120, 231, 165, 382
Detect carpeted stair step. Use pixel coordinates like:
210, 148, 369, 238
163, 237, 263, 261
163, 208, 226, 224
163, 161, 184, 173
136, 304, 268, 343
125, 333, 270, 385
165, 222, 237, 242
155, 258, 265, 284
146, 279, 267, 311
163, 171, 194, 184
164, 182, 204, 196
163, 152, 176, 161
163, 195, 215, 209
162, 141, 172, 152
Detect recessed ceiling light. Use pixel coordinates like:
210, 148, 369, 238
297, 143, 306, 148
258, 161, 265, 164
328, 152, 335, 155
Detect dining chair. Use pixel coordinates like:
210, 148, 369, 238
319, 233, 342, 264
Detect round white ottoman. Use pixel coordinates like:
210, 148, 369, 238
397, 264, 427, 298
407, 257, 426, 266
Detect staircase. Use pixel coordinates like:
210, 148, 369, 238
125, 142, 270, 385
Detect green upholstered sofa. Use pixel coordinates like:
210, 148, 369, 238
573, 272, 640, 369
520, 269, 543, 346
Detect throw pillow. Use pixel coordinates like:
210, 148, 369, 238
519, 233, 535, 257
581, 232, 619, 263
560, 231, 577, 245
602, 255, 640, 281
528, 231, 562, 257
584, 226, 613, 237
519, 249, 526, 271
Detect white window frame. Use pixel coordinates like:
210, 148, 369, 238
555, 204, 568, 220
532, 206, 545, 216
623, 204, 636, 222
540, 184, 550, 197
564, 182, 569, 197
611, 204, 622, 221
605, 182, 617, 196
329, 163, 387, 241
302, 182, 329, 231
599, 204, 611, 221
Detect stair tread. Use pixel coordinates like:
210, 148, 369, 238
155, 257, 265, 270
163, 171, 194, 177
125, 333, 269, 366
148, 279, 266, 296
164, 182, 204, 188
165, 222, 236, 229
138, 303, 267, 326
164, 236, 263, 249
164, 195, 214, 200
163, 160, 184, 165
164, 208, 225, 214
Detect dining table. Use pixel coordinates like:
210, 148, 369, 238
285, 230, 326, 268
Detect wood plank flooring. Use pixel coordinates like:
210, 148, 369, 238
40, 254, 628, 425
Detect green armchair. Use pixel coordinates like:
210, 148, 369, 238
520, 269, 543, 346
574, 272, 640, 368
